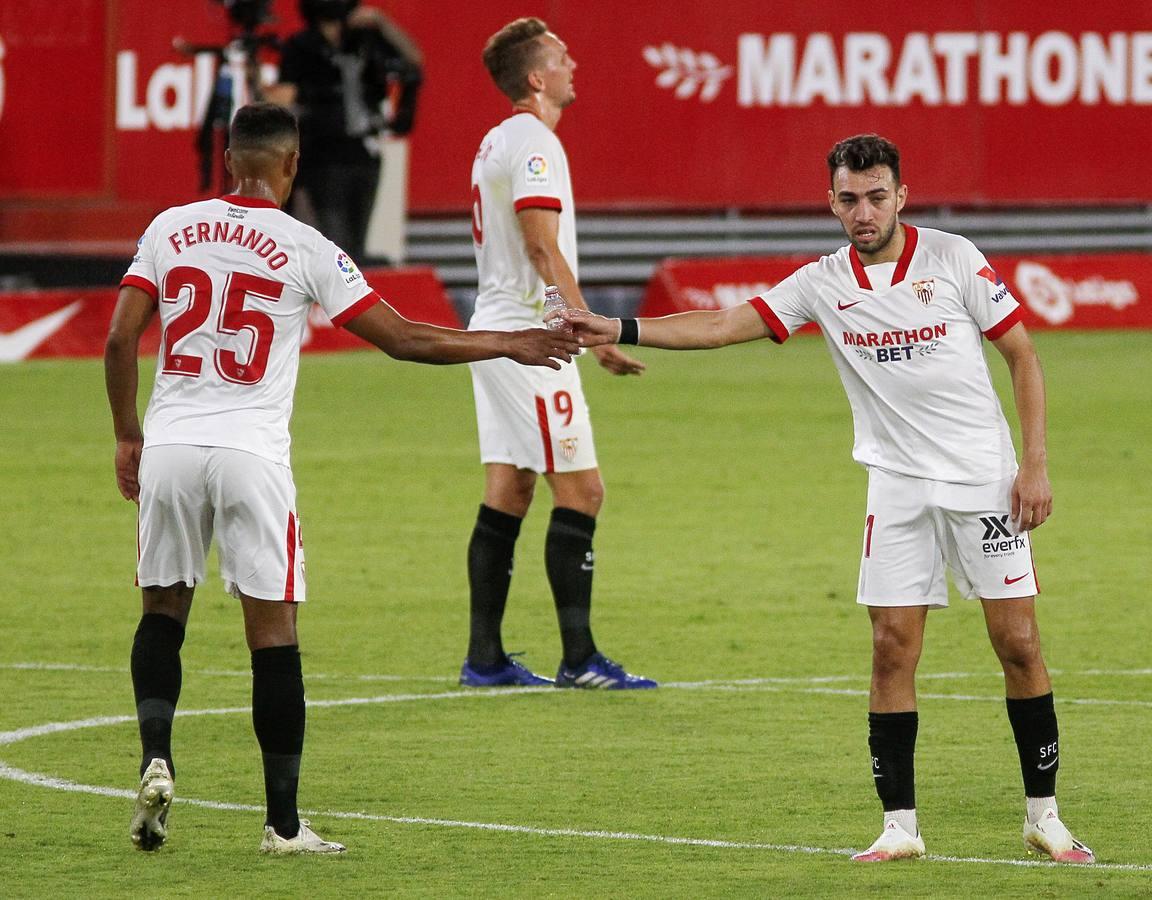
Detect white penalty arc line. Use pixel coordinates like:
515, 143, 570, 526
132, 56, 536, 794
1, 691, 1151, 873
5, 661, 1152, 683
1, 766, 1149, 874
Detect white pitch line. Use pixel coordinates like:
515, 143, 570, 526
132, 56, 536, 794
1, 692, 1150, 872
0, 760, 1149, 872
4, 661, 1151, 683
0, 662, 448, 682
668, 683, 1152, 709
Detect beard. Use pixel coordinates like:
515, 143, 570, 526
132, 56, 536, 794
848, 217, 899, 256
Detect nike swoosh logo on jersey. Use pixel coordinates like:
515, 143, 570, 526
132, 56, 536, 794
0, 301, 84, 362
1004, 573, 1030, 585
837, 299, 864, 310
1037, 757, 1058, 771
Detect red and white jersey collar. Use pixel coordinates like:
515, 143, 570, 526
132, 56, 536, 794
849, 224, 919, 290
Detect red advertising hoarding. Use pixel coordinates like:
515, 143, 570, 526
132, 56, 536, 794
0, 267, 457, 362
640, 252, 1152, 330
1, 1, 1150, 244
3, 252, 1146, 364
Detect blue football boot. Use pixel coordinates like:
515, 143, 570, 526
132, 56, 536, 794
459, 654, 553, 687
554, 652, 658, 689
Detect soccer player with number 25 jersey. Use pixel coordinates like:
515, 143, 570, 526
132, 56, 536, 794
555, 134, 1095, 865
105, 103, 578, 856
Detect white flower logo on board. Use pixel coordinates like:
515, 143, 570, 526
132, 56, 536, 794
643, 43, 732, 102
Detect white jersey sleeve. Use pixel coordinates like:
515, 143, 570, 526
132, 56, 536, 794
749, 267, 816, 342
124, 220, 163, 300
509, 128, 566, 213
955, 238, 1022, 338
298, 237, 379, 327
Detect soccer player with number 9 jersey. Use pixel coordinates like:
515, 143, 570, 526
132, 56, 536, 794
459, 19, 655, 691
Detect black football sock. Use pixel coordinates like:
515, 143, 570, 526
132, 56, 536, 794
252, 645, 305, 840
1006, 692, 1059, 797
466, 504, 522, 669
868, 711, 918, 813
131, 612, 185, 779
545, 507, 598, 669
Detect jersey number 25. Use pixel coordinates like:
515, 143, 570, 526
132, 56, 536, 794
161, 266, 283, 385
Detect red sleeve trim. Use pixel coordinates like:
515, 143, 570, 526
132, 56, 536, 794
331, 291, 381, 328
748, 297, 789, 344
120, 275, 158, 304
514, 196, 563, 213
983, 306, 1023, 341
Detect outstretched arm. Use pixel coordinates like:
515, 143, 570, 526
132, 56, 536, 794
105, 285, 156, 502
342, 297, 578, 369
555, 301, 775, 350
991, 322, 1052, 530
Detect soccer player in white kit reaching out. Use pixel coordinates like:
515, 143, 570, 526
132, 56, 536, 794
105, 103, 578, 855
553, 134, 1095, 863
459, 18, 656, 690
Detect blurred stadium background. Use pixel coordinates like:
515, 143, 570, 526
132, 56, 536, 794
0, 0, 1149, 338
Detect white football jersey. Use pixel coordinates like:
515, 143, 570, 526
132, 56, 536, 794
122, 195, 378, 465
469, 111, 577, 331
751, 225, 1023, 484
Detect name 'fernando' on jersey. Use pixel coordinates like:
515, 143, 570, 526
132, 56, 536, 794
469, 111, 577, 331
750, 225, 1024, 485
121, 195, 376, 466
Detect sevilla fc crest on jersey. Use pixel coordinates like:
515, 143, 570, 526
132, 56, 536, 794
912, 278, 935, 306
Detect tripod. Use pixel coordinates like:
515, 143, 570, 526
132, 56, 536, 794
174, 31, 279, 193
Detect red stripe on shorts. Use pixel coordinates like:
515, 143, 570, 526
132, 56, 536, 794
135, 512, 141, 587
1029, 542, 1041, 594
284, 512, 297, 602
535, 395, 555, 473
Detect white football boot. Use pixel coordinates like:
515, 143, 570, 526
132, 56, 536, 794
851, 820, 926, 862
260, 819, 347, 855
130, 758, 174, 851
1023, 808, 1096, 863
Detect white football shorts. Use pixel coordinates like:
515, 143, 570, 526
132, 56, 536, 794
137, 444, 306, 602
857, 467, 1039, 608
469, 356, 598, 474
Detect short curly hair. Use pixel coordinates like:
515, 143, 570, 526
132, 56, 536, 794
482, 18, 549, 101
827, 134, 901, 185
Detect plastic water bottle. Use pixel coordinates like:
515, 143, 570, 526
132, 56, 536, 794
543, 284, 572, 332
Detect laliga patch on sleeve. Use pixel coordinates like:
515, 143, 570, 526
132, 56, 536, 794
525, 154, 550, 186
335, 250, 364, 286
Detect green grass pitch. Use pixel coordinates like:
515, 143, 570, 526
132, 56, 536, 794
0, 331, 1149, 897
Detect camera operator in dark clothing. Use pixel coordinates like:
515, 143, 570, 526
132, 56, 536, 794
267, 0, 422, 261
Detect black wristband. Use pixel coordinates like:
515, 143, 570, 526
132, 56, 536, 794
618, 318, 639, 345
